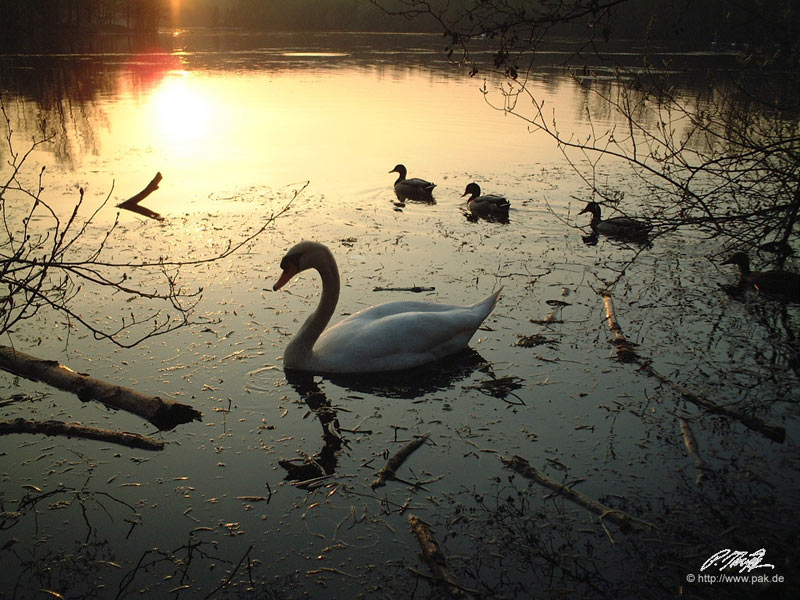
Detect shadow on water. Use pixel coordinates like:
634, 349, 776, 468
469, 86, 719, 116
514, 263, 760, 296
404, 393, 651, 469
279, 349, 489, 485
322, 347, 489, 399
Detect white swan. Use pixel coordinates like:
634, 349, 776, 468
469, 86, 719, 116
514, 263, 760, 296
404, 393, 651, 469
272, 241, 501, 373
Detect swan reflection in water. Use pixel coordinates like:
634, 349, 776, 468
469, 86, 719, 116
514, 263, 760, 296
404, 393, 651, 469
279, 349, 492, 486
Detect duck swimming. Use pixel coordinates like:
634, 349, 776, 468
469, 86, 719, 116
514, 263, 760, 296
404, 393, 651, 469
462, 182, 510, 222
389, 164, 436, 201
272, 241, 501, 373
578, 201, 650, 240
722, 252, 800, 301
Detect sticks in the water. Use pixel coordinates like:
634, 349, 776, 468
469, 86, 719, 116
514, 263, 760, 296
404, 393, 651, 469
117, 172, 164, 221
601, 292, 785, 444
408, 514, 476, 599
501, 454, 654, 534
679, 417, 709, 484
373, 286, 435, 293
0, 345, 201, 431
372, 433, 429, 488
0, 418, 164, 450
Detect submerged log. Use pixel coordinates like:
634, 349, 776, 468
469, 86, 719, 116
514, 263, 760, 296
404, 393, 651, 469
679, 417, 709, 485
373, 286, 435, 293
640, 360, 785, 443
0, 345, 201, 430
601, 292, 785, 443
372, 433, 429, 488
0, 418, 165, 450
501, 454, 653, 534
408, 514, 476, 600
117, 172, 164, 221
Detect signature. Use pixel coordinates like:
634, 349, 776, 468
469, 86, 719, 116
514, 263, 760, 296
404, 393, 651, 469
701, 548, 775, 573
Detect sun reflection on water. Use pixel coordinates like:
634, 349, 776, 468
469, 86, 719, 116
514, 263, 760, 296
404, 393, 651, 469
149, 73, 213, 148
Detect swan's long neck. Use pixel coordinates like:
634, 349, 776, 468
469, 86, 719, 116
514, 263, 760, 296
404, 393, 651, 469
284, 254, 340, 367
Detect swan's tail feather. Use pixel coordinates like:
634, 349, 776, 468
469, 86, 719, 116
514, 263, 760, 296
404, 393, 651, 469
474, 287, 502, 318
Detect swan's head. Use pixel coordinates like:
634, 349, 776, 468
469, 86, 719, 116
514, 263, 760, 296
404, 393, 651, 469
389, 164, 407, 178
578, 201, 601, 218
461, 182, 481, 200
273, 241, 335, 291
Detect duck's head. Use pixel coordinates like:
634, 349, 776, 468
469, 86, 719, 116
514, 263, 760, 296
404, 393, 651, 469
273, 241, 334, 291
389, 164, 407, 178
722, 252, 751, 271
578, 201, 601, 218
462, 182, 481, 200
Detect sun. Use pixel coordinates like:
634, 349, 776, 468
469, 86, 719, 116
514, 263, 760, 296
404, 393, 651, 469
168, 0, 184, 25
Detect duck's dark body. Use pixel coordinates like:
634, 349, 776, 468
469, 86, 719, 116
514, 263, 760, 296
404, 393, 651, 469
579, 201, 650, 240
723, 252, 800, 301
390, 164, 435, 202
462, 182, 510, 222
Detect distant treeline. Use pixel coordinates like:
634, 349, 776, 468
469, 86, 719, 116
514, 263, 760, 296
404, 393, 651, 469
0, 0, 161, 33
1, 0, 797, 47
172, 0, 800, 48
171, 0, 432, 32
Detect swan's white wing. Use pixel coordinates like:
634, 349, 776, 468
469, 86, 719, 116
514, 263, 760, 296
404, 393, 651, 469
309, 291, 500, 373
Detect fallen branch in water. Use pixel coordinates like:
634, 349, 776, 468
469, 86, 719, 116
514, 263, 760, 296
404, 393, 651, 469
501, 454, 654, 534
602, 292, 639, 363
0, 345, 201, 430
408, 514, 476, 599
601, 292, 785, 444
679, 417, 709, 485
372, 433, 429, 488
373, 286, 435, 293
117, 172, 164, 221
0, 418, 164, 450
463, 375, 525, 404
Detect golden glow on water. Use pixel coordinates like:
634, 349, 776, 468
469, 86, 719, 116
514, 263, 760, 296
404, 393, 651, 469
100, 65, 561, 212
15, 37, 610, 220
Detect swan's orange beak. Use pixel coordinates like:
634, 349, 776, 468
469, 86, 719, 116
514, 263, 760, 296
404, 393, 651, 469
273, 263, 299, 291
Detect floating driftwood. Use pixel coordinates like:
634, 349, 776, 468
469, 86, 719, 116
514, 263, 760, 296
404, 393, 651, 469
408, 514, 476, 600
501, 454, 653, 534
0, 345, 201, 430
372, 433, 429, 488
679, 417, 709, 485
601, 293, 639, 363
373, 286, 435, 293
117, 172, 164, 221
515, 333, 557, 348
601, 292, 785, 443
0, 418, 164, 450
463, 376, 524, 404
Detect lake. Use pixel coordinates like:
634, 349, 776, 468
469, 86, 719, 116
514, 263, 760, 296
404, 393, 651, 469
0, 30, 797, 599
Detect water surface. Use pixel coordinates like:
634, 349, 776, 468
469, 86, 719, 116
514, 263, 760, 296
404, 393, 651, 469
0, 30, 797, 599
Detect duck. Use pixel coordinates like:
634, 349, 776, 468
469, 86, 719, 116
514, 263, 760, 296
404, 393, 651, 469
722, 252, 800, 301
578, 201, 650, 240
389, 164, 435, 201
272, 241, 501, 374
462, 182, 510, 221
